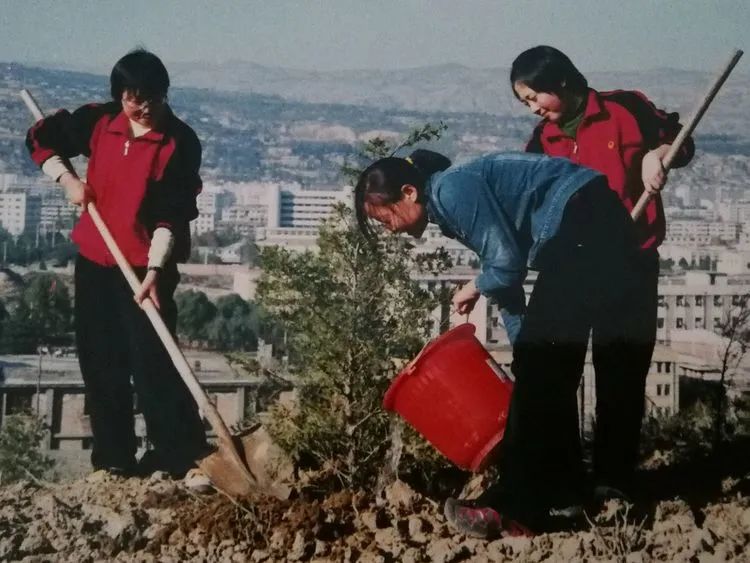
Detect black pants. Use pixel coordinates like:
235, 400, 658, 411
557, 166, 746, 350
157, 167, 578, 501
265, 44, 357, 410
479, 179, 643, 521
75, 254, 206, 475
592, 249, 658, 489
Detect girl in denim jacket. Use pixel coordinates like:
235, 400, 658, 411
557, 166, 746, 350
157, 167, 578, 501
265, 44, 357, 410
356, 149, 642, 536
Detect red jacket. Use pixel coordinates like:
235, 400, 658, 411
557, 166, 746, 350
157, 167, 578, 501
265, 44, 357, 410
526, 89, 695, 249
26, 102, 202, 266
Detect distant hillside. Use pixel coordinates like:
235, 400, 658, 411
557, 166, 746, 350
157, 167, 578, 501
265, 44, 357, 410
169, 62, 750, 122
2, 61, 749, 188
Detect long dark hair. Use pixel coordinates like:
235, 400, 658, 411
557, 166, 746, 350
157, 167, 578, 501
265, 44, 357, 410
510, 45, 588, 98
354, 149, 451, 238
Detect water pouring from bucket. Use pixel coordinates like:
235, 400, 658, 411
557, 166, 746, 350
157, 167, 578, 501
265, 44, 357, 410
382, 322, 513, 472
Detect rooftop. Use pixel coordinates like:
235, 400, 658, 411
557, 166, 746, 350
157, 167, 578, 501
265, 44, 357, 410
0, 351, 264, 388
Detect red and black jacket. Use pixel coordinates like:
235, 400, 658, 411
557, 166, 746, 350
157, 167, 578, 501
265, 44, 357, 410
26, 102, 202, 267
526, 89, 695, 250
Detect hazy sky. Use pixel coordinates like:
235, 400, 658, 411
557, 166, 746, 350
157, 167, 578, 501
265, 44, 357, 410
1, 0, 746, 73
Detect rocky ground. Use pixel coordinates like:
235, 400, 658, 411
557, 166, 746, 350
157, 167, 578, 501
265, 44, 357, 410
1, 462, 750, 563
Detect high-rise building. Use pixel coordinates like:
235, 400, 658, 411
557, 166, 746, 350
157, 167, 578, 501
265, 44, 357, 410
0, 191, 41, 236
273, 185, 352, 229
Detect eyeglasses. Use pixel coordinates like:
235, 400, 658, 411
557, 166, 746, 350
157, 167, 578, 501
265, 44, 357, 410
121, 94, 167, 110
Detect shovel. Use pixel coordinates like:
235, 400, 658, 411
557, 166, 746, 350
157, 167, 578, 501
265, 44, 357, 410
20, 89, 285, 499
631, 48, 743, 220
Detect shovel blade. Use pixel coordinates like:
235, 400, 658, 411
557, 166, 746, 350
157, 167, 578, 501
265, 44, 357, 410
198, 427, 293, 500
198, 435, 259, 498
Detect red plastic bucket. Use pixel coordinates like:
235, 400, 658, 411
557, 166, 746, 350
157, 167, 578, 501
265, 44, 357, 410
383, 324, 513, 472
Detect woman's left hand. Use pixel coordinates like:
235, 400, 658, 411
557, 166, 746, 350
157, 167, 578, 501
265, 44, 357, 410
452, 279, 481, 315
642, 148, 668, 195
134, 269, 161, 310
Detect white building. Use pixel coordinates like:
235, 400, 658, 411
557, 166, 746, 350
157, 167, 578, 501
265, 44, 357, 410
716, 249, 750, 275
39, 190, 77, 236
254, 227, 318, 253
665, 219, 740, 245
657, 271, 750, 338
718, 200, 750, 224
0, 191, 41, 236
272, 185, 352, 229
194, 186, 232, 235
216, 241, 244, 264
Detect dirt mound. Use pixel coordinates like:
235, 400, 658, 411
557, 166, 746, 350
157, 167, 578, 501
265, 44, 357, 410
1, 470, 750, 562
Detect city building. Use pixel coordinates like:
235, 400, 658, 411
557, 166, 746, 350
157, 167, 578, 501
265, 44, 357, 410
665, 219, 740, 245
271, 184, 352, 229
39, 190, 77, 236
0, 191, 41, 236
718, 200, 750, 224
657, 271, 750, 338
194, 186, 231, 235
0, 352, 266, 459
254, 226, 318, 253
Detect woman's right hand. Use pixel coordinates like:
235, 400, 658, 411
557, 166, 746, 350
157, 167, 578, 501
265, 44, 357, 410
59, 172, 94, 208
452, 279, 481, 315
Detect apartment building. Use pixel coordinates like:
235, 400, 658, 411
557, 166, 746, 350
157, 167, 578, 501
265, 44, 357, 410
0, 191, 41, 236
657, 271, 750, 338
272, 185, 352, 229
665, 219, 740, 245
39, 190, 77, 236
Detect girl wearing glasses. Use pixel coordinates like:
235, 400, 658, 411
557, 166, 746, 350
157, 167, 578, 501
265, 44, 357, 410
26, 49, 209, 488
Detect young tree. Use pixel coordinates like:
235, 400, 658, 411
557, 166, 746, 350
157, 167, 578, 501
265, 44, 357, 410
713, 293, 750, 449
258, 123, 452, 488
0, 415, 54, 484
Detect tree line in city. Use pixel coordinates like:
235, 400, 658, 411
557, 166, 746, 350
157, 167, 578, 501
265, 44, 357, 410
0, 226, 78, 269
0, 274, 279, 354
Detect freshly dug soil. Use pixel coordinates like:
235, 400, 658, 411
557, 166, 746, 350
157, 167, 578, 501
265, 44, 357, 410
1, 467, 749, 562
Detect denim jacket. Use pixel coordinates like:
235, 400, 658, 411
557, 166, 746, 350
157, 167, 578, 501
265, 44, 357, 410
425, 152, 602, 344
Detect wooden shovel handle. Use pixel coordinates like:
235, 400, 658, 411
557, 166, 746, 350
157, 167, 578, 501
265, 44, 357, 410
631, 49, 743, 221
19, 89, 236, 448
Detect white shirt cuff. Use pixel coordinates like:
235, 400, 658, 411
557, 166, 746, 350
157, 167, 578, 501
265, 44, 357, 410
41, 156, 71, 182
147, 227, 175, 268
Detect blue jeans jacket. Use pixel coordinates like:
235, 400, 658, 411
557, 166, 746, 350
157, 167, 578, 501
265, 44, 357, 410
425, 152, 602, 344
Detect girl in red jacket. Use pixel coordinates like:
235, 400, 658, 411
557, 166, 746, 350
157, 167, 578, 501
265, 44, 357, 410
26, 49, 208, 484
508, 45, 695, 502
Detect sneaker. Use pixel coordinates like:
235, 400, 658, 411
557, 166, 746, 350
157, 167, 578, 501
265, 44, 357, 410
183, 468, 213, 494
548, 503, 584, 519
91, 463, 137, 478
443, 497, 533, 539
593, 484, 632, 503
137, 450, 198, 480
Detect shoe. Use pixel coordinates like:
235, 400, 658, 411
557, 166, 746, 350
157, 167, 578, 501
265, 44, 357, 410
183, 468, 213, 494
548, 503, 584, 519
91, 462, 137, 478
137, 450, 196, 479
443, 497, 533, 539
593, 484, 632, 503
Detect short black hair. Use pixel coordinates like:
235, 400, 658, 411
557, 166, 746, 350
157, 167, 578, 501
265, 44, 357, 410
510, 46, 588, 98
110, 49, 170, 101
